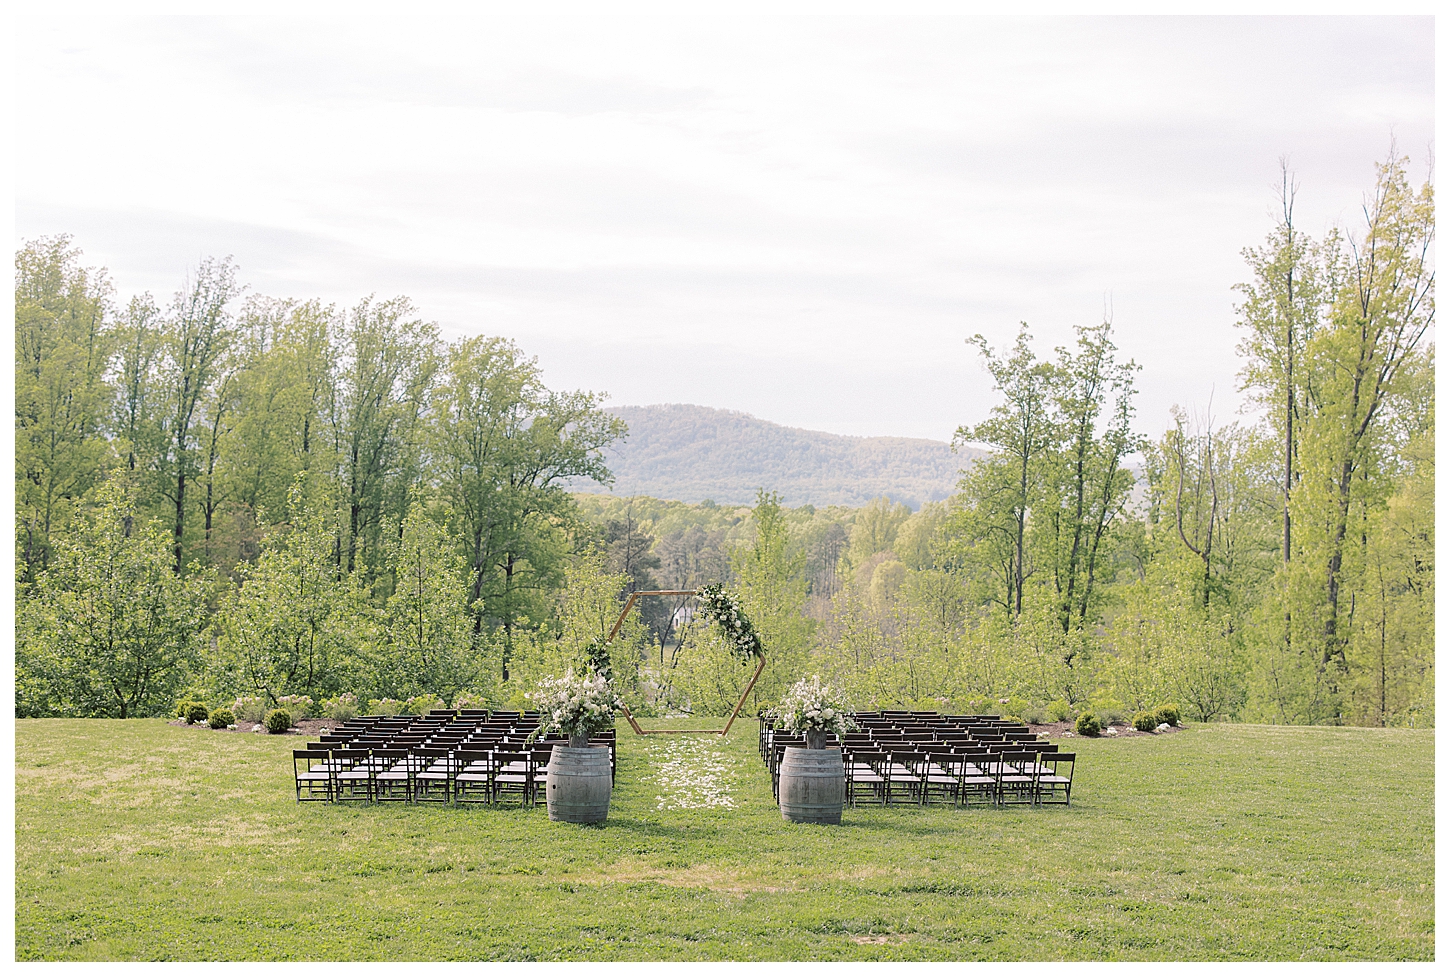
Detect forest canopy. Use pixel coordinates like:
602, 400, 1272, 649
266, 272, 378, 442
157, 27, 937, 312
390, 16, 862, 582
14, 151, 1433, 728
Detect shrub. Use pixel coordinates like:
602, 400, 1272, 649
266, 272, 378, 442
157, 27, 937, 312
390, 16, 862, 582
1002, 696, 1030, 720
264, 708, 292, 734
1021, 703, 1049, 724
1075, 711, 1101, 736
402, 694, 446, 716
276, 694, 315, 720
1155, 703, 1181, 727
452, 690, 492, 711
232, 696, 269, 723
322, 692, 360, 722
1001, 714, 1024, 725
368, 698, 404, 716
185, 703, 210, 725
1133, 711, 1156, 732
174, 700, 194, 719
964, 696, 999, 717
1090, 698, 1126, 725
209, 708, 235, 730
1046, 699, 1074, 722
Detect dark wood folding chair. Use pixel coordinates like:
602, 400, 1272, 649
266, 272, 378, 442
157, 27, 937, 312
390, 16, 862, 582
956, 748, 998, 807
451, 749, 494, 804
845, 749, 889, 806
293, 749, 334, 803
491, 749, 536, 806
370, 748, 412, 803
997, 750, 1040, 806
411, 748, 453, 804
1036, 752, 1075, 805
330, 748, 372, 803
922, 751, 963, 806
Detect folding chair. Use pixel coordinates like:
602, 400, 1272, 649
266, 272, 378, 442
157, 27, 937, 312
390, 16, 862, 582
451, 749, 495, 804
956, 748, 998, 807
412, 748, 454, 804
997, 750, 1040, 806
922, 751, 963, 806
370, 748, 413, 803
491, 750, 536, 806
331, 748, 372, 803
886, 751, 929, 805
844, 750, 889, 806
293, 749, 334, 803
1036, 752, 1075, 806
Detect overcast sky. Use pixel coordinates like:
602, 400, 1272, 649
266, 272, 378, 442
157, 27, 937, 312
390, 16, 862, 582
15, 15, 1434, 442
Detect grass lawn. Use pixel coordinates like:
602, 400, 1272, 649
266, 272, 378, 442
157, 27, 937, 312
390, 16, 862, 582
13, 717, 1434, 961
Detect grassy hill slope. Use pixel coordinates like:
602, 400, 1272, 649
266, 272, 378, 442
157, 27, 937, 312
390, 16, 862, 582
572, 404, 982, 509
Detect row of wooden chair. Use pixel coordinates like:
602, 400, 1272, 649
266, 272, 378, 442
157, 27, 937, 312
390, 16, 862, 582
293, 743, 583, 806
842, 749, 1074, 807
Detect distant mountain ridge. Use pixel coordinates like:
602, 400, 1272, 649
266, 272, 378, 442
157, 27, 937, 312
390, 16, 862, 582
570, 404, 981, 510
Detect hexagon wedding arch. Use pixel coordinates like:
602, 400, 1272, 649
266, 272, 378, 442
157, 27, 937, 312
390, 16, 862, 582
602, 588, 766, 736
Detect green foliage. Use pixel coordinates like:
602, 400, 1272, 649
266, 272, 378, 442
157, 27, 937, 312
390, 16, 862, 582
1155, 704, 1181, 727
14, 235, 114, 581
16, 480, 210, 718
1046, 699, 1074, 722
451, 690, 492, 711
214, 475, 370, 705
275, 694, 314, 719
185, 703, 210, 724
1075, 711, 1102, 736
231, 696, 268, 724
376, 502, 480, 701
208, 708, 234, 729
263, 708, 291, 733
321, 693, 360, 721
368, 698, 404, 716
402, 694, 446, 716
1133, 711, 1156, 732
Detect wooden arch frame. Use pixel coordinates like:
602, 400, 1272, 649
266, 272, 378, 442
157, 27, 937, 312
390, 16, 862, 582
605, 589, 766, 736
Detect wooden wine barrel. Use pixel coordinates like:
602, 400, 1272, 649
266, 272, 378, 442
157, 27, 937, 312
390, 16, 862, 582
779, 746, 845, 824
546, 745, 612, 823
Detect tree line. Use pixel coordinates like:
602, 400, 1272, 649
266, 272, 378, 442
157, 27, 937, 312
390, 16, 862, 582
14, 151, 1433, 726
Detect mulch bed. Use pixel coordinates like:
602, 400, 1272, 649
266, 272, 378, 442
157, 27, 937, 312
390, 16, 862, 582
168, 717, 334, 737
1028, 719, 1184, 740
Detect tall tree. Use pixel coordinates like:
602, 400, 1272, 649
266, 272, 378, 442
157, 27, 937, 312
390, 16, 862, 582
1304, 151, 1433, 676
953, 326, 1056, 619
14, 236, 115, 578
331, 296, 438, 579
156, 258, 241, 573
430, 336, 624, 680
1042, 321, 1141, 635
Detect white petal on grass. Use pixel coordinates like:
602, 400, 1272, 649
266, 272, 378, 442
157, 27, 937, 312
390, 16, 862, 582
648, 737, 740, 810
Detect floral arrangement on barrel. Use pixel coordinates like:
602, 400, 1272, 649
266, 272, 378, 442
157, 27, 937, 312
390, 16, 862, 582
529, 670, 625, 747
776, 675, 858, 749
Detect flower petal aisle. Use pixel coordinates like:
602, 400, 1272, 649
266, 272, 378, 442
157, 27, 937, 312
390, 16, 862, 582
649, 737, 740, 810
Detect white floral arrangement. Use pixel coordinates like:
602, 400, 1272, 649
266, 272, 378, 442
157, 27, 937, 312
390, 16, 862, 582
529, 670, 624, 740
697, 584, 763, 662
776, 675, 858, 737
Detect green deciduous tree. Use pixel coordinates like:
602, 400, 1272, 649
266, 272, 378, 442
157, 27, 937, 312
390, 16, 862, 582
14, 236, 115, 579
215, 476, 371, 704
17, 478, 210, 717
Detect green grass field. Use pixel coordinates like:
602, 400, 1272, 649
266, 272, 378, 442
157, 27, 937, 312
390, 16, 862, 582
13, 718, 1434, 961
